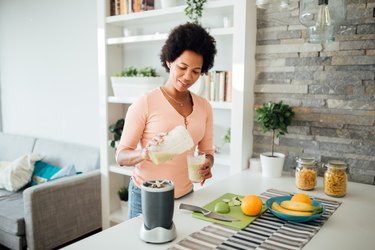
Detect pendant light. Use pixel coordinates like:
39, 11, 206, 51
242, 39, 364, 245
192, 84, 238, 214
299, 0, 347, 43
256, 0, 289, 10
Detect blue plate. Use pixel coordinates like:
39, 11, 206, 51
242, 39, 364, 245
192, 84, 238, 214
266, 196, 324, 222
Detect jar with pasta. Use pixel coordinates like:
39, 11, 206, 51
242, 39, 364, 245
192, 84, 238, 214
295, 157, 318, 191
324, 160, 348, 197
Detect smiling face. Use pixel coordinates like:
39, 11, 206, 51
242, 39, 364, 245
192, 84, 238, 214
167, 50, 203, 92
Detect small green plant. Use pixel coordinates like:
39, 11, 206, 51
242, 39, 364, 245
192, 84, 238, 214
113, 66, 160, 77
222, 128, 231, 144
117, 186, 128, 202
184, 0, 207, 24
108, 118, 124, 148
255, 101, 295, 157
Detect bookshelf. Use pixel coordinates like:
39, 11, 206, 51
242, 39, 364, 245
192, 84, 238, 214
98, 0, 256, 229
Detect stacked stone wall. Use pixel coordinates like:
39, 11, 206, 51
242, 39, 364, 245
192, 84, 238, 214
254, 0, 375, 184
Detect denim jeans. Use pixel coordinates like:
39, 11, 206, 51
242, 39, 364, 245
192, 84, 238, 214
128, 178, 142, 219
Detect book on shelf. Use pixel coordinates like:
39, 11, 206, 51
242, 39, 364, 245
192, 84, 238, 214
110, 0, 116, 16
131, 0, 142, 12
218, 71, 225, 102
127, 0, 132, 13
225, 71, 232, 102
109, 0, 155, 15
203, 73, 211, 100
202, 70, 232, 103
120, 0, 129, 15
116, 0, 121, 16
109, 0, 125, 16
209, 71, 216, 101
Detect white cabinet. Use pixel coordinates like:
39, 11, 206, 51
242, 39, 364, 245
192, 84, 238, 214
97, 0, 256, 229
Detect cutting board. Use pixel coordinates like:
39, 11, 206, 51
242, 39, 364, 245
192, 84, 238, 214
192, 193, 267, 229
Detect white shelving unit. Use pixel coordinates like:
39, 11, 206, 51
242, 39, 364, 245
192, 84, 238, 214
98, 0, 256, 229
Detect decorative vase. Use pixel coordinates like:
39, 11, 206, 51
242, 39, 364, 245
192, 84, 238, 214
260, 152, 285, 178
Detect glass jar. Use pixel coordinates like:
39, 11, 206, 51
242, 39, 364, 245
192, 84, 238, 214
324, 160, 348, 197
295, 157, 318, 191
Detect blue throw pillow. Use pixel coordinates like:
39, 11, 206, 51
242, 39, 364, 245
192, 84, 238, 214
31, 161, 61, 186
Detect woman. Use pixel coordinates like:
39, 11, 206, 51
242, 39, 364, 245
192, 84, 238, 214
116, 23, 217, 219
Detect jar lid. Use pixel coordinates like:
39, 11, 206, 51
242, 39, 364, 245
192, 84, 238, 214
296, 156, 316, 165
327, 160, 347, 169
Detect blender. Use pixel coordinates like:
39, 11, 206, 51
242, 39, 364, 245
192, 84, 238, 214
139, 179, 176, 243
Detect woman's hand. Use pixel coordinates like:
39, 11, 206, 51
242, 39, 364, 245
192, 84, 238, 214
142, 132, 167, 160
199, 154, 214, 186
117, 132, 167, 166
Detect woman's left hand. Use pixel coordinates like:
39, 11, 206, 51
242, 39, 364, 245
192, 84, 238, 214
199, 154, 214, 186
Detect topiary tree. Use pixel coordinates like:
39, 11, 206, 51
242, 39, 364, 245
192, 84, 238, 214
255, 101, 295, 157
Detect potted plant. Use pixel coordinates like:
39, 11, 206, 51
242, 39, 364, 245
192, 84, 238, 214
223, 127, 231, 145
255, 101, 295, 178
109, 118, 124, 148
215, 127, 231, 155
118, 186, 129, 216
111, 66, 165, 98
184, 0, 207, 24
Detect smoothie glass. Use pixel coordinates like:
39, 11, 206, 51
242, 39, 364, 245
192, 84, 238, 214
187, 152, 206, 183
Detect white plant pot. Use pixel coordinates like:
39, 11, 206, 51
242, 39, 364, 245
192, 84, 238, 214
120, 200, 128, 217
111, 76, 165, 98
260, 152, 285, 178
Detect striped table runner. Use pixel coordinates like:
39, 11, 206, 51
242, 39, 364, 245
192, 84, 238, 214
169, 189, 342, 250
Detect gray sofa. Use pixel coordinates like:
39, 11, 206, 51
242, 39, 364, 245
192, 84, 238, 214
0, 133, 101, 250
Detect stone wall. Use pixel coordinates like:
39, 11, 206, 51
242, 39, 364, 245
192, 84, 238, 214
254, 0, 375, 184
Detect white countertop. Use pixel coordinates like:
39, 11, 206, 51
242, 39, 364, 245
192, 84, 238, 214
64, 170, 375, 250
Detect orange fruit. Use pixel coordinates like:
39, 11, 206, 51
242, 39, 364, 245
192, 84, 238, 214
241, 195, 263, 216
291, 193, 312, 205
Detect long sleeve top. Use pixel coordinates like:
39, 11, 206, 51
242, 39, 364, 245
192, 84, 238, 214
116, 88, 214, 198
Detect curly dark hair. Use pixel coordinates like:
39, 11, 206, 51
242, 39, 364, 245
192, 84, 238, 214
160, 23, 217, 74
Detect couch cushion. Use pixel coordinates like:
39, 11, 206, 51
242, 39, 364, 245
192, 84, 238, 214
0, 133, 36, 161
32, 139, 99, 173
0, 228, 25, 250
0, 154, 43, 192
50, 164, 80, 180
0, 190, 25, 236
31, 161, 61, 186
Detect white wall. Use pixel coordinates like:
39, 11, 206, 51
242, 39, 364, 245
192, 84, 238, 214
0, 0, 99, 147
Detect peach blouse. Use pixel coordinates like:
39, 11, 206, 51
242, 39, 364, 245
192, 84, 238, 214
116, 88, 214, 198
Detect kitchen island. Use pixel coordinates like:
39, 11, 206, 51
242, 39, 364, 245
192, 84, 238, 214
64, 170, 375, 250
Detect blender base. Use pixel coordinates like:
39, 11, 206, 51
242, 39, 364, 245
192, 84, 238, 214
139, 222, 177, 243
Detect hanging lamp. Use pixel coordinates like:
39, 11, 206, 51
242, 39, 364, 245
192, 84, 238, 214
299, 0, 347, 43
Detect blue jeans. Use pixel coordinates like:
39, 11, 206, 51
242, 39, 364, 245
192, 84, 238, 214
128, 179, 142, 219
127, 179, 194, 219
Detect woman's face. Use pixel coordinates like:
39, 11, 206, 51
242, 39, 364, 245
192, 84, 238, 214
167, 50, 203, 92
